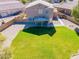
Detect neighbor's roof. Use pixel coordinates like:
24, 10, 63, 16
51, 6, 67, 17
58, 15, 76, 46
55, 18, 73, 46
53, 0, 79, 9
25, 0, 54, 8
0, 0, 17, 2
25, 0, 78, 9
0, 1, 24, 11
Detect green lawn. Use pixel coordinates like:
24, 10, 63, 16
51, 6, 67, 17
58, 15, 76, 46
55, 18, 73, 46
11, 26, 79, 59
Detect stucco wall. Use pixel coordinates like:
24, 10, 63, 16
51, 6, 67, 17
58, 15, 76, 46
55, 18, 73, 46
25, 4, 53, 19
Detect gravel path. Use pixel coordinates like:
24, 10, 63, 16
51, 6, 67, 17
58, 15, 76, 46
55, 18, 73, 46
1, 24, 25, 48
71, 55, 79, 59
61, 19, 79, 30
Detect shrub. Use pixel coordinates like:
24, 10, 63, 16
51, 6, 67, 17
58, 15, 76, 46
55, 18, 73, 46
0, 33, 5, 43
0, 48, 12, 59
72, 2, 79, 22
19, 0, 33, 4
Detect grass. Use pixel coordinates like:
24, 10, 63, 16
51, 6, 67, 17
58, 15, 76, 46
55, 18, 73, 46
11, 26, 79, 59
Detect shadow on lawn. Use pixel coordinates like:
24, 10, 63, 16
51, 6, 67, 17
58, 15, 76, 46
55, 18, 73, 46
23, 26, 56, 36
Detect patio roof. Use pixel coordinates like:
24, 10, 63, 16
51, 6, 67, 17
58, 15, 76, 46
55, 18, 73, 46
25, 0, 54, 8
0, 1, 24, 11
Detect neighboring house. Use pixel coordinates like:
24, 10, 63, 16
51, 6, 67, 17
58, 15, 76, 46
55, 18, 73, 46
0, 0, 17, 2
53, 0, 79, 16
0, 0, 24, 18
43, 0, 63, 3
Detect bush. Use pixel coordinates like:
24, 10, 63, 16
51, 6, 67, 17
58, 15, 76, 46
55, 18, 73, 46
20, 0, 33, 4
0, 48, 12, 59
72, 2, 79, 22
0, 33, 5, 43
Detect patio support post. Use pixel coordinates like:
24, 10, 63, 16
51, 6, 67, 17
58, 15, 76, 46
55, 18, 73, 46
49, 18, 52, 23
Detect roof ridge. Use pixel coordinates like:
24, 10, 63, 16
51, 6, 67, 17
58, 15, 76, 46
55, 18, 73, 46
25, 0, 54, 8
0, 1, 20, 4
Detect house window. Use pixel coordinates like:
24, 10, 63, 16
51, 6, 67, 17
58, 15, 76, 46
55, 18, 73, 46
1, 12, 7, 17
38, 9, 43, 15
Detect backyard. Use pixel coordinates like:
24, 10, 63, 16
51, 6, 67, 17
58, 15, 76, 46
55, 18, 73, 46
11, 26, 79, 59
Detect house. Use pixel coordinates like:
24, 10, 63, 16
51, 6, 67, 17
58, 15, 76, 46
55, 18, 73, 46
24, 0, 56, 26
0, 0, 24, 18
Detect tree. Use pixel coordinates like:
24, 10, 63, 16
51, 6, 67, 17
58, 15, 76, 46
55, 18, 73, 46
19, 0, 33, 4
19, 0, 28, 4
72, 2, 79, 21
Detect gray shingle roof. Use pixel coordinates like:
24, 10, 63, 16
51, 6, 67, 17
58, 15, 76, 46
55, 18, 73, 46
0, 0, 78, 11
25, 0, 78, 10
53, 0, 79, 9
0, 1, 24, 11
0, 0, 17, 2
